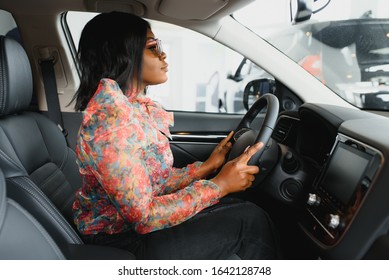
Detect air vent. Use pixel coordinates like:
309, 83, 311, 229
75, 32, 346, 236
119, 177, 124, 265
272, 116, 298, 143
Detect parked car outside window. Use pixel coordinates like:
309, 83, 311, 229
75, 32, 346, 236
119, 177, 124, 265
234, 0, 389, 111
66, 12, 251, 114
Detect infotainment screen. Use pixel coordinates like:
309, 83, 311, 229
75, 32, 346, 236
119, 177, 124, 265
320, 142, 372, 205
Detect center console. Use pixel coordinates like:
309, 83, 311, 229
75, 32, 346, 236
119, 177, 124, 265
301, 134, 382, 246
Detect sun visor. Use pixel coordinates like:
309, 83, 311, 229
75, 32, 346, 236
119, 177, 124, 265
85, 0, 145, 15
158, 0, 229, 20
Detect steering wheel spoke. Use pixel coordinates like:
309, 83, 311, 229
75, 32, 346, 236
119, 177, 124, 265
228, 94, 280, 186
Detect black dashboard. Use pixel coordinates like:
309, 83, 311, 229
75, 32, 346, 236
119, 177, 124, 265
267, 103, 389, 259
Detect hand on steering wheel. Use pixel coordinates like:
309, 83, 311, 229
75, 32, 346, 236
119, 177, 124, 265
211, 142, 264, 197
201, 131, 234, 176
227, 93, 279, 186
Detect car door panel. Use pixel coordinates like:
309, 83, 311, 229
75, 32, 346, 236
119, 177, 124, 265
170, 112, 237, 167
170, 111, 266, 167
63, 110, 267, 168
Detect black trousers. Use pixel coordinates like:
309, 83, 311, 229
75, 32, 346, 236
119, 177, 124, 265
83, 197, 281, 259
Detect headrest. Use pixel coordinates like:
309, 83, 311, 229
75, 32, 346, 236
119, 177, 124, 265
0, 35, 33, 117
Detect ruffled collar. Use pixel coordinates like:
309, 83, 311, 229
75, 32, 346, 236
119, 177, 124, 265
127, 91, 174, 139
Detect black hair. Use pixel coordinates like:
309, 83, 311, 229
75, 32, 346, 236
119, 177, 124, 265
72, 11, 150, 111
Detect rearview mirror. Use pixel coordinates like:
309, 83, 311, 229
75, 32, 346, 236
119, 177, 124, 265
291, 0, 313, 23
243, 78, 276, 111
291, 0, 333, 23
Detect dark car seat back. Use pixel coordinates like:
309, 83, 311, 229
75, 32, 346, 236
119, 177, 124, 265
0, 35, 136, 260
0, 35, 82, 245
0, 169, 65, 259
0, 168, 135, 260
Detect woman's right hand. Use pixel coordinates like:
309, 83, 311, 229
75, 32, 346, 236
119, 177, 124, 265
210, 142, 264, 197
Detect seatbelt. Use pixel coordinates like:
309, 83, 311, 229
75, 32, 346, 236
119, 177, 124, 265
39, 50, 68, 141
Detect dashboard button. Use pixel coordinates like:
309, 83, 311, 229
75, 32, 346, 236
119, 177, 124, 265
307, 193, 321, 206
328, 214, 340, 229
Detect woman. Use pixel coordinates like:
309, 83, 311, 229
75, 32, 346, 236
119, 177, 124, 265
72, 11, 280, 259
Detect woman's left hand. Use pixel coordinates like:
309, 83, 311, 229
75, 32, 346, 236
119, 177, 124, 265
198, 131, 234, 178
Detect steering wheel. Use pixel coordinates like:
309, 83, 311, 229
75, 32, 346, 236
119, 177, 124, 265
228, 93, 279, 183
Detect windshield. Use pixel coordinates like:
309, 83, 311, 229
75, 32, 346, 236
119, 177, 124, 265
234, 0, 389, 111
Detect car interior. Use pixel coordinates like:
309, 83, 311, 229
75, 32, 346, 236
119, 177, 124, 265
0, 0, 389, 260
0, 34, 135, 260
0, 168, 66, 260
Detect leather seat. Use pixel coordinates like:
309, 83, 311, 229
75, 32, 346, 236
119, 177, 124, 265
0, 35, 135, 259
0, 169, 65, 259
0, 168, 133, 260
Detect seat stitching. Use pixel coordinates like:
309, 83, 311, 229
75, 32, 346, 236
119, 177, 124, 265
0, 148, 26, 172
38, 167, 63, 191
0, 171, 6, 233
50, 179, 69, 202
9, 176, 82, 244
38, 169, 72, 208
0, 37, 7, 115
28, 113, 67, 169
61, 194, 74, 213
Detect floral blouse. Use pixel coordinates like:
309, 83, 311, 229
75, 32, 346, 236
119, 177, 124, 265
72, 79, 221, 235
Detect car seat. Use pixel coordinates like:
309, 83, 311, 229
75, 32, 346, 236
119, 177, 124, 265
0, 35, 134, 259
0, 168, 134, 260
0, 168, 65, 259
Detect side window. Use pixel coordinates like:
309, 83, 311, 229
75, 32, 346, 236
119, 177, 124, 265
146, 20, 246, 114
65, 12, 273, 114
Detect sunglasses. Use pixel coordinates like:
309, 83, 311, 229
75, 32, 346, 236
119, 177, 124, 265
146, 38, 163, 57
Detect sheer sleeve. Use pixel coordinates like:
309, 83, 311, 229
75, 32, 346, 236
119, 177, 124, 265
156, 162, 204, 194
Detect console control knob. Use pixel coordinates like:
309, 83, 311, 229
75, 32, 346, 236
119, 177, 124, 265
307, 193, 321, 206
328, 214, 340, 229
